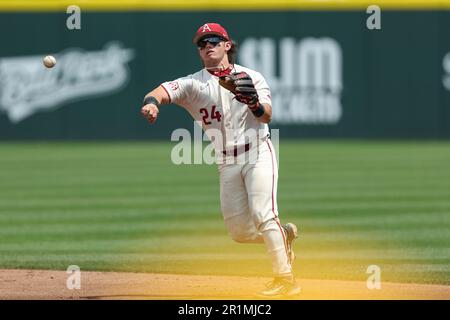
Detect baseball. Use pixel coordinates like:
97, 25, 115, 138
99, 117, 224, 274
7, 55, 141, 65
43, 55, 56, 68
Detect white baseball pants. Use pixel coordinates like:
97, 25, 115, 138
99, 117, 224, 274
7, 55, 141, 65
218, 139, 293, 278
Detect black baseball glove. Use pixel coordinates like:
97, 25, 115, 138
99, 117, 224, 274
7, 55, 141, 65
219, 72, 259, 106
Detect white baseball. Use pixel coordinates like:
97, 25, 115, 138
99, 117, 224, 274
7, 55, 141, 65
43, 55, 56, 68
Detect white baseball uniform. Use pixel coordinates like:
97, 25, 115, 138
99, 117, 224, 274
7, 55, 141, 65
161, 64, 292, 278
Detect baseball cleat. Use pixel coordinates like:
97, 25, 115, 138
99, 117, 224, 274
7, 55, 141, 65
283, 222, 298, 266
258, 277, 301, 297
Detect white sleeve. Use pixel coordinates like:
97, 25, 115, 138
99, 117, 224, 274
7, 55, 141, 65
161, 75, 193, 105
254, 72, 272, 106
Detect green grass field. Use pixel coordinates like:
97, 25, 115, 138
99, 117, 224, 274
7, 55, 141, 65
0, 141, 449, 285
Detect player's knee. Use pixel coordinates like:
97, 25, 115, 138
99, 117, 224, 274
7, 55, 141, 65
230, 231, 249, 243
226, 221, 249, 242
225, 218, 258, 243
230, 229, 258, 243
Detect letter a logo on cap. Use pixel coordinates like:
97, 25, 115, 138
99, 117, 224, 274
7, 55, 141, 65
202, 24, 211, 32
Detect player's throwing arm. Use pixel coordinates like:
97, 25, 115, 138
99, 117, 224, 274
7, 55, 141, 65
140, 85, 170, 124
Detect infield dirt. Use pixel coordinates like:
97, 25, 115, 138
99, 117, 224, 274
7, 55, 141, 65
0, 269, 449, 300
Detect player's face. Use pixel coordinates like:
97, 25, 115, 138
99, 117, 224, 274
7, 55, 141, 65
197, 36, 231, 66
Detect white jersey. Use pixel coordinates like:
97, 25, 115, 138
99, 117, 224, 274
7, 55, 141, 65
161, 64, 271, 153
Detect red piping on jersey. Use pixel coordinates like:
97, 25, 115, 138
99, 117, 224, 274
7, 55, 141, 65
266, 140, 276, 218
161, 85, 172, 103
206, 64, 234, 77
266, 139, 292, 272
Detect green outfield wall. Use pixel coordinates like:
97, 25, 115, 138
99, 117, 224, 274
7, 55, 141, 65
0, 10, 449, 139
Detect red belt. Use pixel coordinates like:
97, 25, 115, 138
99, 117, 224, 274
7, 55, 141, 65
222, 143, 251, 157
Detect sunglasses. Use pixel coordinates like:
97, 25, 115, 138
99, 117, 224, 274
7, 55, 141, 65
197, 36, 226, 49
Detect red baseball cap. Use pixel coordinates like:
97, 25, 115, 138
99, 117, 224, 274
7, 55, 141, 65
193, 23, 230, 44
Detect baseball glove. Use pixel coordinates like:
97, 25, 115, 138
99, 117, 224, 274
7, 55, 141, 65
219, 72, 259, 106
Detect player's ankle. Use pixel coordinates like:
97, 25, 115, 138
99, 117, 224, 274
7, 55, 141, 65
275, 274, 294, 282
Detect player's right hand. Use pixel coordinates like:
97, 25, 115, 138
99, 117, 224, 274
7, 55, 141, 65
141, 104, 159, 124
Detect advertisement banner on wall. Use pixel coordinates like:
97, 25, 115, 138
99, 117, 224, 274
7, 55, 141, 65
0, 10, 448, 139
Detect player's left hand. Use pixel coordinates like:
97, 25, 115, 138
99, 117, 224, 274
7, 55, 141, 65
219, 72, 259, 107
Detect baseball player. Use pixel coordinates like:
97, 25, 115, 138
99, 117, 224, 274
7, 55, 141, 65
140, 22, 300, 297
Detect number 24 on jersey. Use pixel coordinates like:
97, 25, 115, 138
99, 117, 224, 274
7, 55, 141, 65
200, 105, 222, 125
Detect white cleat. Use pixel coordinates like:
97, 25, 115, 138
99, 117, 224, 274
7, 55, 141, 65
258, 277, 302, 297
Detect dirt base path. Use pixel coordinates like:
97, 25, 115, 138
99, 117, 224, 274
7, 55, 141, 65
0, 269, 448, 300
